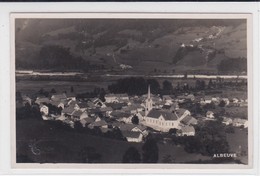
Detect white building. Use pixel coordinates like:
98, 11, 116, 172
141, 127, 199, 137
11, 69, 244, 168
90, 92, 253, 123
40, 104, 49, 116
145, 109, 180, 132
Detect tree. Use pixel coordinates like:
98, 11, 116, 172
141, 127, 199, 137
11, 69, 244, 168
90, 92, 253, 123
70, 86, 74, 93
208, 79, 213, 89
162, 80, 173, 93
122, 147, 141, 163
146, 79, 160, 94
142, 138, 158, 163
219, 100, 226, 107
131, 115, 139, 125
50, 88, 56, 94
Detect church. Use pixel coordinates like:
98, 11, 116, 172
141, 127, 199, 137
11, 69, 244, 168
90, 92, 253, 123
143, 85, 191, 132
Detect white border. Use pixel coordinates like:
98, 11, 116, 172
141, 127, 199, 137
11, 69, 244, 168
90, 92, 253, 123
0, 2, 259, 176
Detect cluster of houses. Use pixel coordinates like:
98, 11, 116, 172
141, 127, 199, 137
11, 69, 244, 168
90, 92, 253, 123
18, 85, 248, 143
199, 96, 248, 107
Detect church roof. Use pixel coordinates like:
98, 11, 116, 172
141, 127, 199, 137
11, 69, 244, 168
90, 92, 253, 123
147, 109, 178, 121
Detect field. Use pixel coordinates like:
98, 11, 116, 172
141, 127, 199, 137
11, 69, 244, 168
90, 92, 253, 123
16, 118, 210, 163
16, 80, 115, 95
16, 77, 247, 100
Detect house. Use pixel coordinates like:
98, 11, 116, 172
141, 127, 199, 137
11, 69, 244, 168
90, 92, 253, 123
186, 94, 195, 101
35, 97, 50, 105
206, 111, 214, 119
105, 94, 119, 103
61, 105, 75, 117
110, 110, 132, 122
40, 104, 49, 116
91, 98, 106, 107
200, 96, 212, 104
232, 118, 248, 128
99, 106, 113, 117
177, 125, 195, 136
222, 98, 230, 106
71, 110, 88, 121
106, 102, 127, 110
175, 108, 191, 120
136, 111, 145, 121
21, 95, 32, 106
239, 101, 248, 107
51, 93, 67, 102
232, 98, 239, 104
211, 97, 220, 104
80, 117, 94, 127
122, 104, 143, 114
88, 120, 108, 129
77, 102, 88, 112
118, 123, 148, 135
144, 109, 180, 132
181, 115, 198, 125
105, 94, 129, 103
162, 95, 173, 104
50, 101, 65, 109
66, 92, 76, 101
154, 101, 165, 109
222, 117, 233, 125
162, 102, 179, 111
87, 108, 101, 117
122, 131, 143, 143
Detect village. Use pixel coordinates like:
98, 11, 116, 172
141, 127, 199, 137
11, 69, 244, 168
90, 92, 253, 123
17, 83, 248, 144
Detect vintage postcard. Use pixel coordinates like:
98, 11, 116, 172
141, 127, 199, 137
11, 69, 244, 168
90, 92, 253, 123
11, 13, 253, 170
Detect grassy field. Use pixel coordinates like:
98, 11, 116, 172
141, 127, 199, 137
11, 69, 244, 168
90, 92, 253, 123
16, 118, 210, 163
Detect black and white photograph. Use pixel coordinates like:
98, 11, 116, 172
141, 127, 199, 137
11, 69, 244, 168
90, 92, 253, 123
12, 13, 252, 167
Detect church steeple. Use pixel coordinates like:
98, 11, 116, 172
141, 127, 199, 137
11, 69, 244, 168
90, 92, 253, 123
145, 85, 153, 116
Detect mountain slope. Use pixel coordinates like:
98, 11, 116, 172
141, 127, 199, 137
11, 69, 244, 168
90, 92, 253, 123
15, 19, 247, 74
